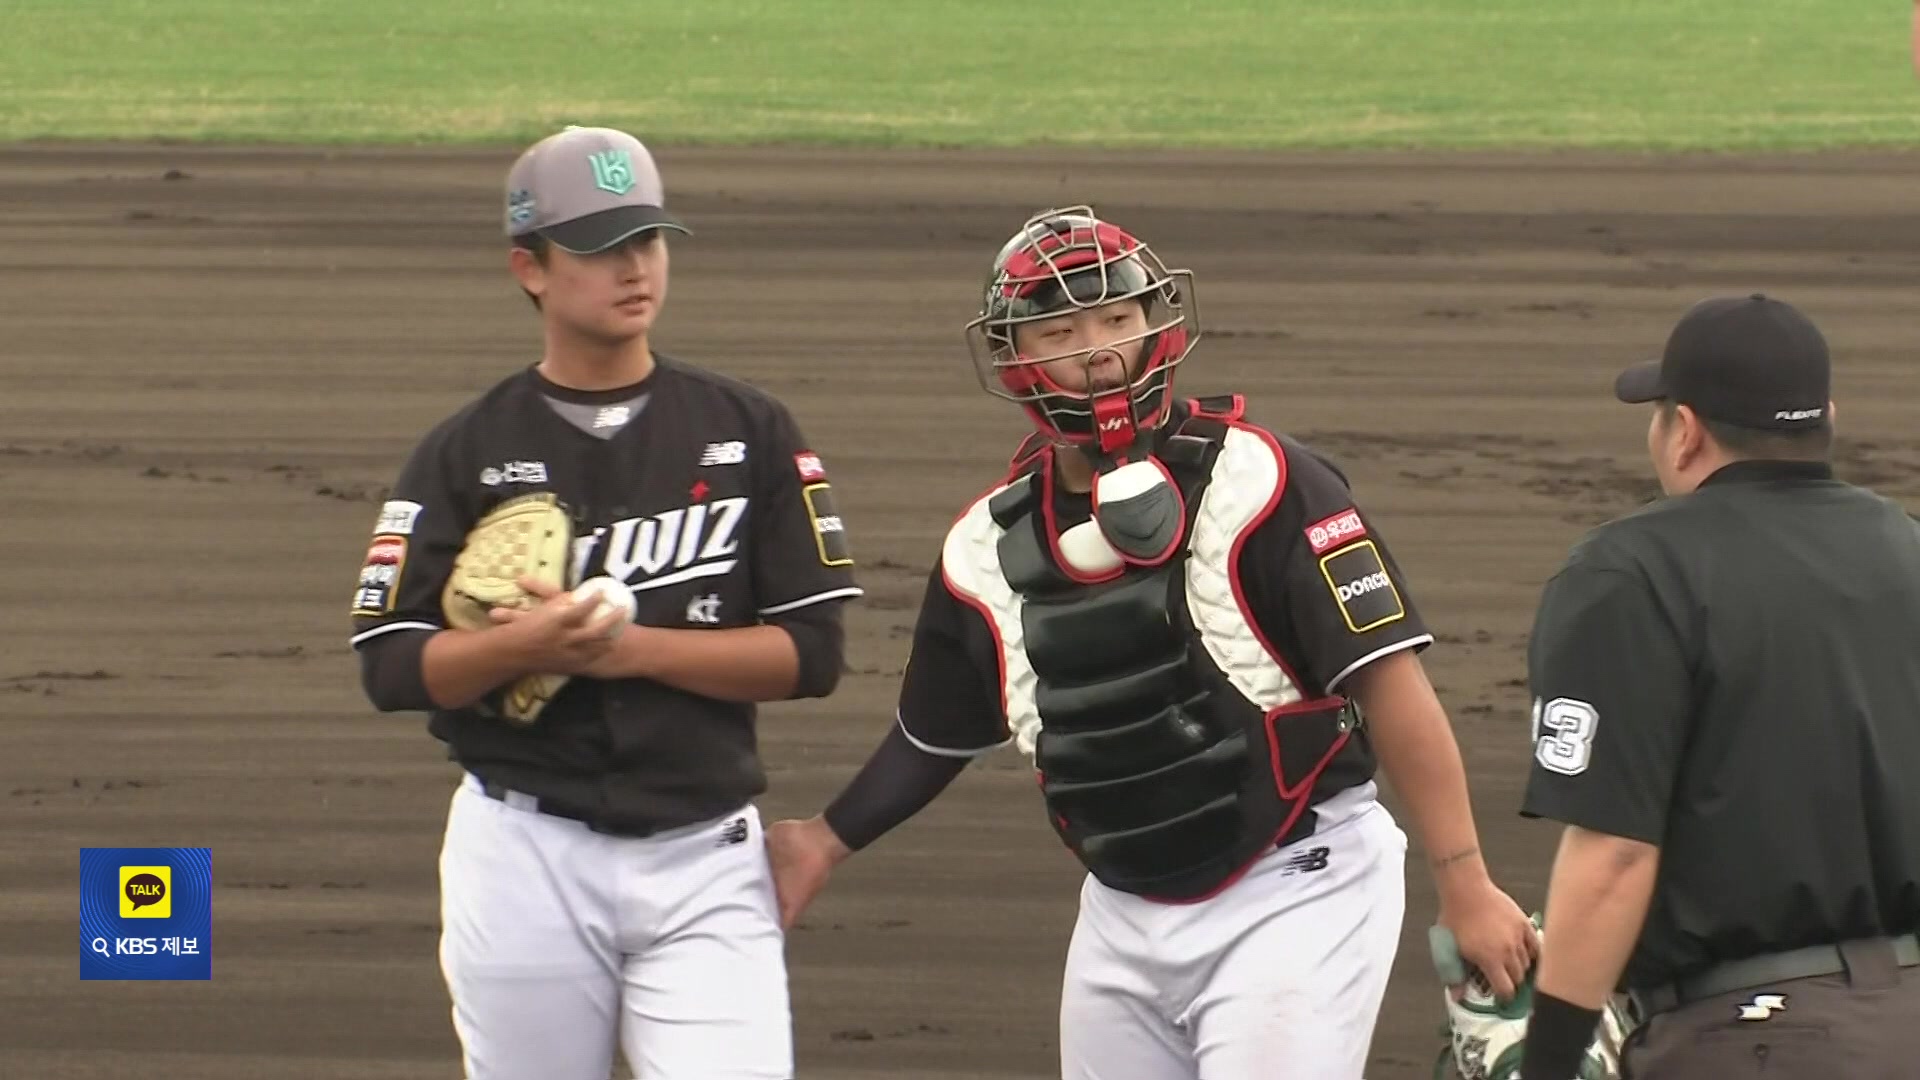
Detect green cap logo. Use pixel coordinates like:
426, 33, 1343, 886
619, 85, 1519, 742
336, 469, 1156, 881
588, 149, 635, 196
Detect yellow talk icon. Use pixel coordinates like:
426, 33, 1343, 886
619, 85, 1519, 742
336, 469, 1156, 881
119, 865, 171, 918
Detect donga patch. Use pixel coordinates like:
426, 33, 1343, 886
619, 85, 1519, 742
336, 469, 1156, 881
1319, 540, 1404, 633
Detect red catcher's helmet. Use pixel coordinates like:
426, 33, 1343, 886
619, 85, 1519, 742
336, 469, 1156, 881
964, 206, 1199, 456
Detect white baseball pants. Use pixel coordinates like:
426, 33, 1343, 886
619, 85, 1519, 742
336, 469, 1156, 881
437, 774, 792, 1079
1059, 784, 1408, 1080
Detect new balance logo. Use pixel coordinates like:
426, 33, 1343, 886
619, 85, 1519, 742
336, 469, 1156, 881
1736, 993, 1788, 1022
1281, 846, 1330, 875
716, 817, 749, 846
593, 405, 631, 429
699, 440, 746, 466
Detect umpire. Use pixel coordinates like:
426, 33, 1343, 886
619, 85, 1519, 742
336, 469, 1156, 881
1515, 293, 1920, 1079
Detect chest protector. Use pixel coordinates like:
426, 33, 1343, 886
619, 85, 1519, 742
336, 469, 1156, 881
942, 396, 1364, 903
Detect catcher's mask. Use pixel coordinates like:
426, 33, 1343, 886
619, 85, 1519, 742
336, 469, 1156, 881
964, 206, 1199, 457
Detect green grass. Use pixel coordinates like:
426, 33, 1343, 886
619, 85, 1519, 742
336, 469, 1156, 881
3, 0, 1918, 150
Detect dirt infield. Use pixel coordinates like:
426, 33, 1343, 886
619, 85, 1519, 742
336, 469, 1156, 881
2, 141, 1916, 1079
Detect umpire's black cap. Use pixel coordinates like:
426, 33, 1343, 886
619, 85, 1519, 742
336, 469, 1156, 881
1614, 293, 1831, 431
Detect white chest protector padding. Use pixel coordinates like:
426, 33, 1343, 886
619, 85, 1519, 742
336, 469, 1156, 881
944, 427, 1303, 760
1183, 428, 1303, 713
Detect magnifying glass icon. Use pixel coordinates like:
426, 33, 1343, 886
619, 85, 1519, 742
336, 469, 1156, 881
90, 937, 110, 958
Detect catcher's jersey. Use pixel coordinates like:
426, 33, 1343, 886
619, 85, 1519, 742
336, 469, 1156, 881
347, 358, 861, 827
896, 413, 1434, 766
1520, 459, 1920, 990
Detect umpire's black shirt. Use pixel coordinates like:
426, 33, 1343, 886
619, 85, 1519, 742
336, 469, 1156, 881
1521, 459, 1920, 991
347, 359, 862, 831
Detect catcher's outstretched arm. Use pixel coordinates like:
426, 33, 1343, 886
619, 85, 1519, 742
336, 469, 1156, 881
763, 722, 969, 929
786, 554, 999, 855
821, 722, 969, 852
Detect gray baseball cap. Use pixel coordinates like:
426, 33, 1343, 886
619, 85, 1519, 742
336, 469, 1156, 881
503, 126, 689, 254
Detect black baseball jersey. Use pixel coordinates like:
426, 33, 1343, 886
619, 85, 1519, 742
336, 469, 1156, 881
1521, 460, 1920, 990
347, 357, 861, 829
897, 420, 1436, 761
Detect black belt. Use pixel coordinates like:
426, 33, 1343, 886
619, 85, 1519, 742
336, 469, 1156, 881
475, 777, 664, 838
1628, 932, 1920, 1019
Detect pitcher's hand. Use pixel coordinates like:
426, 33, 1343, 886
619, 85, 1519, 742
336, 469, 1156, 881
486, 575, 623, 674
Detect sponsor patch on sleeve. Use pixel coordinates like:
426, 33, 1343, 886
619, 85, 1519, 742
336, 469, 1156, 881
1305, 508, 1367, 555
794, 451, 827, 483
1318, 540, 1404, 633
349, 535, 408, 617
801, 482, 853, 567
373, 499, 423, 536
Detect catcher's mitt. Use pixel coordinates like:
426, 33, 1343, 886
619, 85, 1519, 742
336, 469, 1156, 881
442, 492, 576, 724
1429, 914, 1633, 1080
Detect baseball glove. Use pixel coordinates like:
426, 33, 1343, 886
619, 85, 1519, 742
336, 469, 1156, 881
442, 492, 576, 724
1429, 913, 1633, 1080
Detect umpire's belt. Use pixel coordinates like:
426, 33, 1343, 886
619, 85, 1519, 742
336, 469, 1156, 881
467, 773, 662, 838
1628, 932, 1920, 1019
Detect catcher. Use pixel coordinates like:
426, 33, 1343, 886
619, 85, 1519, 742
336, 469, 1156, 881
765, 206, 1537, 1079
345, 125, 861, 1080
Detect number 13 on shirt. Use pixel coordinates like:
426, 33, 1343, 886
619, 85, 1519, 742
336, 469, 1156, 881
1531, 696, 1599, 777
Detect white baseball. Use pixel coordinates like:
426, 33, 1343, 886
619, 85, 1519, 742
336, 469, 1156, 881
570, 576, 636, 639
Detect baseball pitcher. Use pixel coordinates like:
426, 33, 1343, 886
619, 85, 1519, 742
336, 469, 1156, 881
347, 126, 861, 1080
